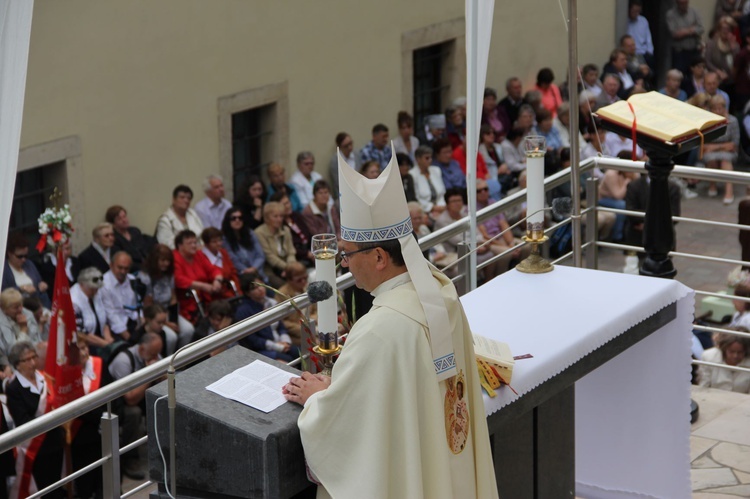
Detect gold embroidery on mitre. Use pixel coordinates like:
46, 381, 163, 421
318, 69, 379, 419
444, 369, 470, 454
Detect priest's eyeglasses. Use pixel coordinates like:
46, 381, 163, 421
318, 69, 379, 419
339, 247, 379, 263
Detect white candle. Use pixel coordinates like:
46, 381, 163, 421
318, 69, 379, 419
524, 136, 546, 234
314, 252, 337, 335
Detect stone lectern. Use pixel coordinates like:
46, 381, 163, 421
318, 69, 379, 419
146, 347, 314, 498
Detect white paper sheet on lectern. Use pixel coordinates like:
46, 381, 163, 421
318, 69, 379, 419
206, 360, 290, 413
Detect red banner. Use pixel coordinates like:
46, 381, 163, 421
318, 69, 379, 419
44, 245, 84, 409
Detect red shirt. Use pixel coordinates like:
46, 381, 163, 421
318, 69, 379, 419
173, 249, 222, 322
452, 146, 488, 179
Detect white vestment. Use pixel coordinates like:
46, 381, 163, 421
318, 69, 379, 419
298, 269, 498, 499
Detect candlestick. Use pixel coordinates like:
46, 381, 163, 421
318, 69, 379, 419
524, 135, 546, 239
311, 234, 338, 351
516, 135, 554, 274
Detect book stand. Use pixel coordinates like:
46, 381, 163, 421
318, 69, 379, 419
594, 117, 726, 279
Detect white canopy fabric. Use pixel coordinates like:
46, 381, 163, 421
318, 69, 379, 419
0, 0, 34, 285
465, 0, 494, 291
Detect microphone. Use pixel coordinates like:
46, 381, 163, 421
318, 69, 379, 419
441, 197, 573, 272
307, 281, 334, 304
551, 197, 573, 219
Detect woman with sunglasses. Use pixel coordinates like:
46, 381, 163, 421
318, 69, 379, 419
70, 267, 114, 355
222, 206, 267, 280
2, 232, 50, 308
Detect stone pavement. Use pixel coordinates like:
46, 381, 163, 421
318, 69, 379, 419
691, 386, 750, 497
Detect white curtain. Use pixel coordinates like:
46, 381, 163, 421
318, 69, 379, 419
0, 0, 34, 285
465, 0, 494, 290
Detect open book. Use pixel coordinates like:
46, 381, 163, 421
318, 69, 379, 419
596, 91, 726, 143
473, 334, 514, 386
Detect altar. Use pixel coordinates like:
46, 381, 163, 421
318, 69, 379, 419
461, 265, 694, 498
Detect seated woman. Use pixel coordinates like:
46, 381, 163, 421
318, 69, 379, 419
478, 124, 511, 193
409, 145, 447, 220
201, 227, 241, 294
172, 230, 224, 324
221, 206, 267, 279
234, 176, 267, 230
254, 202, 297, 288
138, 244, 194, 348
276, 261, 316, 347
270, 192, 314, 268
155, 184, 204, 250
107, 204, 155, 272
2, 232, 50, 308
702, 94, 739, 204
234, 272, 298, 362
70, 267, 114, 355
0, 289, 43, 376
132, 304, 180, 355
6, 341, 65, 498
699, 329, 750, 393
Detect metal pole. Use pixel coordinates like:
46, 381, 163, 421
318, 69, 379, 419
568, 0, 582, 267
100, 413, 120, 499
585, 178, 599, 269
466, 0, 479, 291
168, 366, 177, 496
456, 242, 471, 296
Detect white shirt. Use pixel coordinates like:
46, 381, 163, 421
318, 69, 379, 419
699, 347, 750, 393
604, 131, 643, 158
155, 207, 204, 250
289, 170, 323, 208
201, 247, 223, 268
100, 271, 138, 335
70, 283, 108, 337
194, 197, 232, 230
15, 370, 46, 396
82, 357, 97, 394
409, 166, 446, 213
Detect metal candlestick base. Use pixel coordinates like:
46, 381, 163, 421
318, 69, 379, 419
516, 235, 554, 274
312, 345, 342, 376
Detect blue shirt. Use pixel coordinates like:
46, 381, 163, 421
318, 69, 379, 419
658, 88, 688, 102
266, 183, 303, 213
433, 160, 466, 189
628, 15, 653, 56
359, 142, 392, 170
224, 232, 267, 281
534, 125, 564, 152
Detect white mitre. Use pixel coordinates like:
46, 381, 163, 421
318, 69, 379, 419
338, 145, 456, 382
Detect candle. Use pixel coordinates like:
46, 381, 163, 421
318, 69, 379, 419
311, 235, 338, 343
524, 135, 546, 237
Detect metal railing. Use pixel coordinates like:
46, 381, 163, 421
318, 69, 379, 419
3, 156, 750, 497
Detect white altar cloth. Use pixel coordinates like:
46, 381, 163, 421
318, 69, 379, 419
461, 266, 694, 499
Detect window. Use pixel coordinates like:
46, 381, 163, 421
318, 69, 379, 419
413, 43, 449, 129
412, 41, 454, 132
231, 104, 275, 199
10, 161, 66, 250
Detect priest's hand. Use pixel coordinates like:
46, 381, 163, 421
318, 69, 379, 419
283, 372, 331, 405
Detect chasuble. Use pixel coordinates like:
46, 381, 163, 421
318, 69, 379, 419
298, 269, 498, 499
